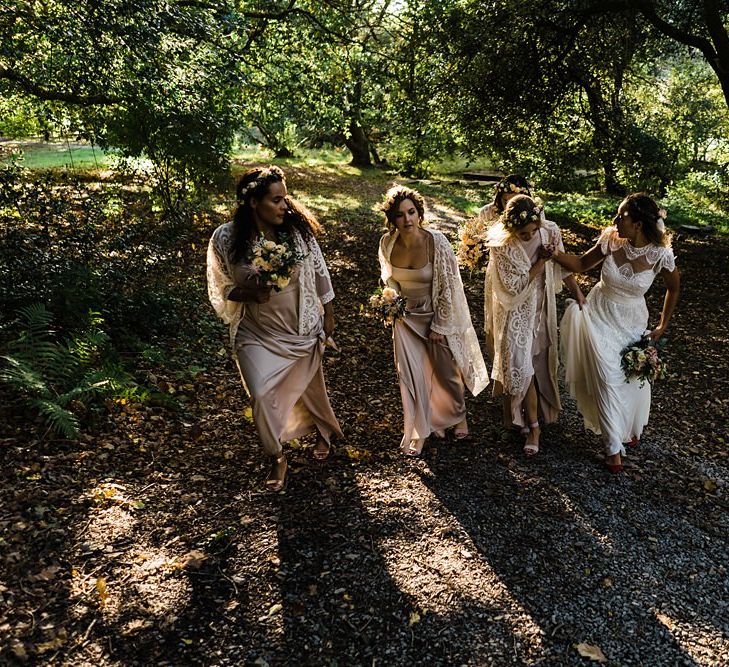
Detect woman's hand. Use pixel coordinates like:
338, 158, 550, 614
563, 275, 586, 310
538, 243, 556, 260
428, 330, 445, 344
254, 287, 272, 304
227, 279, 270, 303
323, 301, 335, 338
646, 326, 667, 342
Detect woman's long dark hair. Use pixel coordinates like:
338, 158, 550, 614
623, 192, 670, 247
492, 174, 532, 212
230, 166, 321, 263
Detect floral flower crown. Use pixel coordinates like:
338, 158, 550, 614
238, 168, 280, 202
497, 180, 531, 196
503, 203, 543, 230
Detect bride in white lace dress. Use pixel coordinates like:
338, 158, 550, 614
552, 194, 680, 472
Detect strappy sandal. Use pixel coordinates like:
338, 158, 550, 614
312, 436, 331, 461
265, 453, 287, 492
604, 460, 624, 473
523, 422, 540, 457
625, 436, 640, 449
454, 420, 469, 441
403, 439, 424, 457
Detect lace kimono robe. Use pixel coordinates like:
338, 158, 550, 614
207, 222, 342, 456
484, 219, 565, 427
379, 228, 489, 449
561, 227, 676, 456
478, 203, 500, 223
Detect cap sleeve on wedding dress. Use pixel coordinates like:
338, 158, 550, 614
655, 246, 676, 273
598, 226, 621, 255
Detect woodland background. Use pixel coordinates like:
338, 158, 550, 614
1, 1, 728, 665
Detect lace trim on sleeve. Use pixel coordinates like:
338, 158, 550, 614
378, 233, 393, 285
657, 246, 676, 273
598, 226, 620, 255
543, 220, 566, 292
307, 235, 335, 303
429, 230, 489, 395
207, 224, 239, 325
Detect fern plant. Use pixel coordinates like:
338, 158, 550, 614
0, 304, 133, 439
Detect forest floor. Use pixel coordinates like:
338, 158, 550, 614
1, 162, 728, 666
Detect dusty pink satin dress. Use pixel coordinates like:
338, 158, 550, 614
392, 261, 466, 452
508, 233, 560, 427
235, 267, 342, 456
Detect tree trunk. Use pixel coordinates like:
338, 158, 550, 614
716, 69, 729, 110
582, 78, 625, 195
602, 162, 623, 196
344, 120, 372, 167
370, 143, 387, 167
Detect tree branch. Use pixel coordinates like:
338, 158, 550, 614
702, 0, 729, 70
629, 0, 715, 54
0, 67, 120, 105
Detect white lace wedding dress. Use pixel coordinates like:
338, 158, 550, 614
560, 227, 676, 455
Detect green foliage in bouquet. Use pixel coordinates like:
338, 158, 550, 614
620, 336, 669, 388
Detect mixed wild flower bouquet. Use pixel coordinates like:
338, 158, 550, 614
620, 335, 668, 387
456, 217, 488, 273
368, 286, 408, 326
247, 232, 307, 291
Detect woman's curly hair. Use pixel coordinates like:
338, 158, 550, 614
381, 185, 426, 232
501, 194, 543, 231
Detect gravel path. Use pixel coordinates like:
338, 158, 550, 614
1, 171, 727, 665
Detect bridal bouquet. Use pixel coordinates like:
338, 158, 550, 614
456, 217, 488, 273
247, 232, 306, 291
620, 336, 668, 387
369, 287, 408, 326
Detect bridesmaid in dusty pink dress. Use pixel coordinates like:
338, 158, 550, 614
207, 166, 342, 491
378, 186, 489, 456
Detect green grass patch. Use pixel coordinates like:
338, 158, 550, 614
232, 144, 354, 169
429, 154, 497, 180
543, 191, 729, 234
1, 141, 114, 169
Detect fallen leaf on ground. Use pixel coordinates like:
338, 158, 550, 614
178, 550, 208, 570
95, 577, 108, 608
35, 565, 62, 581
574, 642, 607, 662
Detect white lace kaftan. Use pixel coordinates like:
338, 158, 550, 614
560, 227, 676, 455
484, 219, 565, 412
478, 203, 500, 223
379, 228, 489, 397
